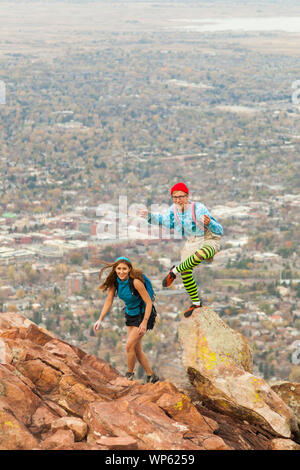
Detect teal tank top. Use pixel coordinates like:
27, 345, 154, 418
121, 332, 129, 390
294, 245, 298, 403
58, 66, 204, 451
116, 277, 145, 316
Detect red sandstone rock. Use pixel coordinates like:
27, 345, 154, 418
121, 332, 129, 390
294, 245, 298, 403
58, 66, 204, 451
44, 399, 68, 417
85, 397, 209, 450
270, 438, 300, 450
0, 311, 297, 450
0, 364, 41, 426
56, 374, 99, 415
96, 436, 138, 450
30, 405, 59, 435
40, 429, 75, 450
0, 400, 39, 450
43, 340, 81, 364
201, 435, 230, 450
271, 382, 300, 423
18, 359, 62, 394
51, 417, 88, 441
156, 390, 218, 433
0, 311, 34, 332
25, 323, 55, 346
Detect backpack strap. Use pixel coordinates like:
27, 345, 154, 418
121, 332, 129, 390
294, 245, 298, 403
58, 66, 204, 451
172, 203, 182, 228
128, 277, 140, 298
129, 277, 146, 314
173, 204, 190, 234
191, 202, 208, 232
115, 276, 147, 298
114, 278, 118, 296
173, 202, 207, 232
117, 276, 154, 309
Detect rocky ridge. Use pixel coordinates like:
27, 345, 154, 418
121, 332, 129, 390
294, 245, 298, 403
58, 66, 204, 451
178, 307, 300, 449
0, 311, 299, 450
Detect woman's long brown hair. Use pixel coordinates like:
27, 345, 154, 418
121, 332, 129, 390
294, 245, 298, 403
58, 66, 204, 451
97, 259, 144, 293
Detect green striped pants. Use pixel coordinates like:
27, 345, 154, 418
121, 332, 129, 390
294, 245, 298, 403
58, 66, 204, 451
177, 234, 221, 305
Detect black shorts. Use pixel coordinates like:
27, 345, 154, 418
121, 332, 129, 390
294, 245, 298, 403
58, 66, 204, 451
125, 305, 157, 330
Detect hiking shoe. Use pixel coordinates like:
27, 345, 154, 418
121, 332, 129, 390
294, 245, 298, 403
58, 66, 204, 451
162, 266, 176, 288
125, 372, 135, 381
184, 302, 202, 318
146, 373, 159, 384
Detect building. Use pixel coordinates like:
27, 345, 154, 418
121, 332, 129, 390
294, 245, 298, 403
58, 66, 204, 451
65, 273, 84, 296
0, 247, 35, 265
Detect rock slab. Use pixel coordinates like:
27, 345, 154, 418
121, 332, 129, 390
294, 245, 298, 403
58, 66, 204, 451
0, 311, 229, 450
178, 307, 297, 438
271, 382, 300, 423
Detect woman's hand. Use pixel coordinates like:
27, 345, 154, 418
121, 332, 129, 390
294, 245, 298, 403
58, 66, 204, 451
138, 208, 149, 219
94, 319, 102, 333
138, 320, 147, 336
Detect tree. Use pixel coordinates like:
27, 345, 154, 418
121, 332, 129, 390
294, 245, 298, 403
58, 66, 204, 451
45, 317, 53, 330
53, 285, 60, 296
263, 362, 270, 380
33, 310, 42, 325
70, 252, 84, 265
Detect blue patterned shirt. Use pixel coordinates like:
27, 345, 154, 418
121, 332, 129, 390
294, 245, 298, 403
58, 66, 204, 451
147, 202, 223, 238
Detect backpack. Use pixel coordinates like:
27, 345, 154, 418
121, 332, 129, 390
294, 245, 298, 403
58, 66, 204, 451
115, 274, 155, 302
115, 274, 157, 329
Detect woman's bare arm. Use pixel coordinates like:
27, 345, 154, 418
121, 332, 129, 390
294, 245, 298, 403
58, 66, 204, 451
94, 285, 115, 332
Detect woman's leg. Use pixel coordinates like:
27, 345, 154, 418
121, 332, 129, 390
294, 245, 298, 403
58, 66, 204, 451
134, 338, 153, 376
126, 326, 143, 373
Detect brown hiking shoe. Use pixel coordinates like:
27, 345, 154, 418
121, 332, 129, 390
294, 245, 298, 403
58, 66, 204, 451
146, 373, 159, 384
184, 302, 202, 318
162, 266, 176, 288
125, 372, 135, 381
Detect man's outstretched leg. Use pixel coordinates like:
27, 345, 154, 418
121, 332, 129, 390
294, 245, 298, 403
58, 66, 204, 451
162, 245, 216, 317
181, 270, 203, 317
